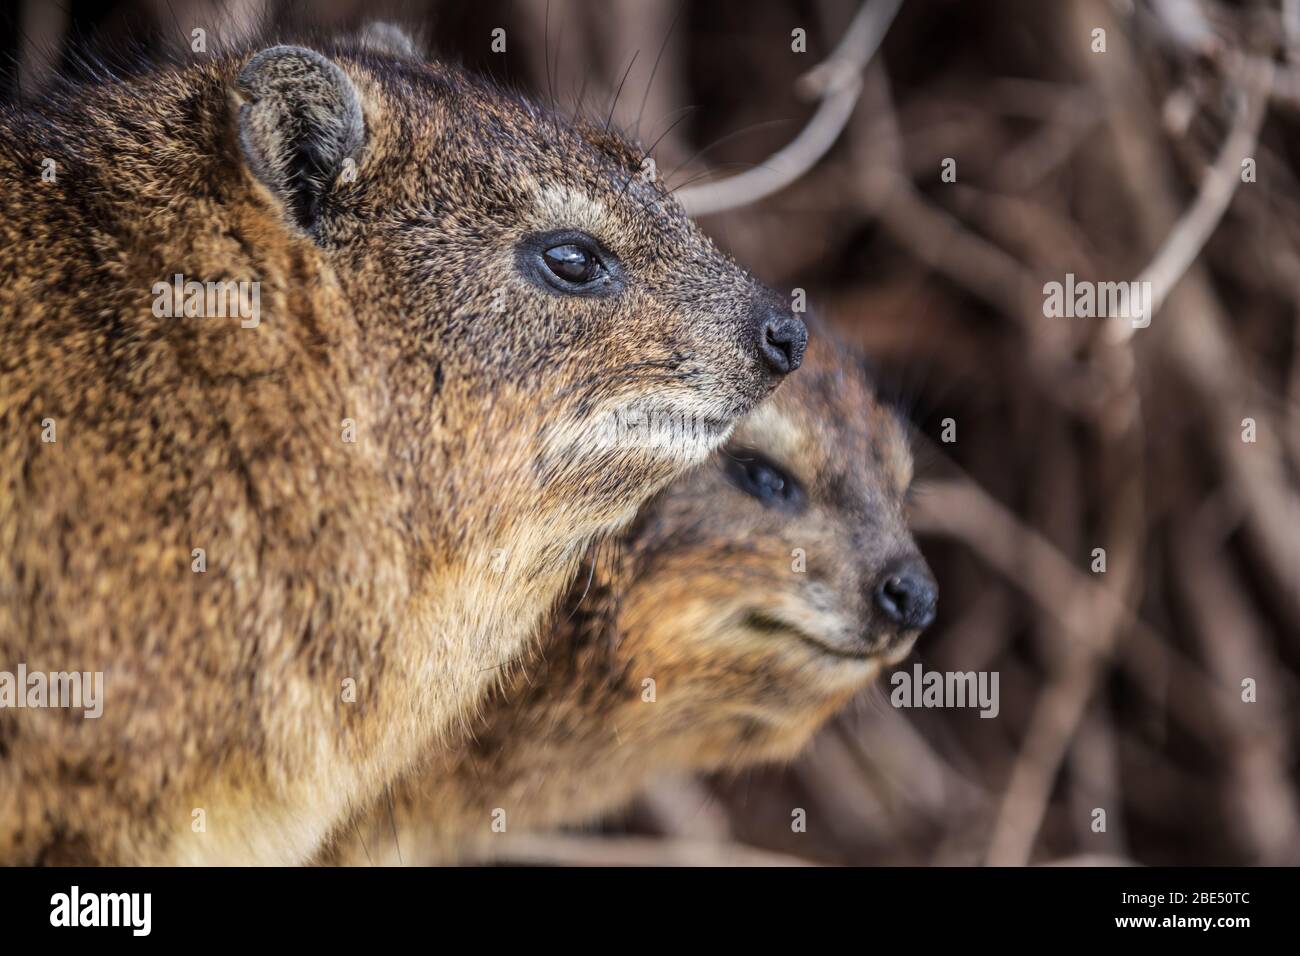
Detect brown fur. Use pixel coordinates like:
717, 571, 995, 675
0, 33, 795, 864
322, 339, 932, 865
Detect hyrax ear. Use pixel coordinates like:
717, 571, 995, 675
235, 45, 364, 233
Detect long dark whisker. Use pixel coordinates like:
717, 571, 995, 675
385, 786, 403, 866
604, 49, 639, 132
634, 0, 685, 142
551, 0, 568, 115
547, 370, 685, 410
571, 69, 591, 124
667, 161, 765, 198
643, 108, 697, 166
664, 118, 793, 186
616, 108, 699, 213
350, 816, 374, 866
566, 540, 602, 620
543, 0, 553, 110
545, 358, 681, 403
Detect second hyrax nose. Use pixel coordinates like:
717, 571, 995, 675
757, 314, 808, 375
874, 561, 938, 631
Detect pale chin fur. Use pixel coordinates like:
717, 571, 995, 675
749, 594, 904, 667
538, 395, 739, 470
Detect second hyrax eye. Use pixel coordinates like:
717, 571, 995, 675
724, 450, 805, 511
542, 243, 600, 284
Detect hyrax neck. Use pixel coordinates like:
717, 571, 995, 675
326, 547, 672, 865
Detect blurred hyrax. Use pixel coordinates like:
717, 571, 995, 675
324, 338, 934, 865
0, 31, 807, 864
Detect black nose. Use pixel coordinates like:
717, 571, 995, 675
757, 314, 807, 376
873, 561, 937, 631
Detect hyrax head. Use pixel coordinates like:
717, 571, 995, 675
612, 336, 935, 764
231, 39, 806, 549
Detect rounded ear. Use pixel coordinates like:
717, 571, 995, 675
235, 45, 365, 233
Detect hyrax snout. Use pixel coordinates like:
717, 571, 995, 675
0, 27, 802, 865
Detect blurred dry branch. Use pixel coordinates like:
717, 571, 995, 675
677, 0, 902, 216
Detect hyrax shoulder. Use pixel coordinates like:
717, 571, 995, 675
324, 337, 935, 865
0, 28, 804, 864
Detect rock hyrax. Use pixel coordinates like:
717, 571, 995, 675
0, 30, 806, 864
324, 337, 934, 865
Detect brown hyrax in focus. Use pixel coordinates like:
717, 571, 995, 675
323, 338, 934, 865
0, 28, 806, 864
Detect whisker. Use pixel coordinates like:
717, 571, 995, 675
664, 118, 794, 186
543, 372, 685, 414
543, 0, 553, 111
566, 540, 602, 620
643, 108, 696, 166
618, 108, 700, 216
385, 786, 403, 866
547, 355, 679, 392
350, 816, 374, 867
605, 49, 640, 132
571, 68, 590, 124
666, 162, 763, 198
550, 0, 569, 131
634, 1, 685, 142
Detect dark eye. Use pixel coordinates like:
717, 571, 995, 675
542, 243, 601, 284
724, 450, 804, 511
520, 231, 619, 294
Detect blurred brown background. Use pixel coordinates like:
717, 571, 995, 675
5, 0, 1298, 865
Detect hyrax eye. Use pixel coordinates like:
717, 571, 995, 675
520, 231, 620, 295
724, 449, 805, 512
543, 244, 599, 284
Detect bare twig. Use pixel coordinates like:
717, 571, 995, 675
1079, 0, 1300, 629
677, 0, 903, 216
1287, 0, 1300, 64
1175, 524, 1300, 864
636, 776, 733, 841
908, 474, 1234, 735
1066, 705, 1127, 856
1114, 55, 1273, 341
